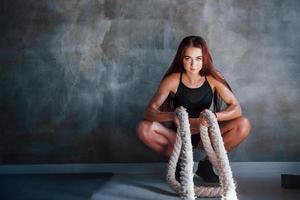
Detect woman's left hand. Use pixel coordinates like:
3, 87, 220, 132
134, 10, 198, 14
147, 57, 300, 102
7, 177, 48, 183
199, 109, 210, 127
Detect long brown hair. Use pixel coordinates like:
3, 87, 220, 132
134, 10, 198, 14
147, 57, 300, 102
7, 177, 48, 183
161, 35, 233, 113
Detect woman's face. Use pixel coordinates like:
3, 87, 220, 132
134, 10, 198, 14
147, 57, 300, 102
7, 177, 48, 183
182, 47, 203, 75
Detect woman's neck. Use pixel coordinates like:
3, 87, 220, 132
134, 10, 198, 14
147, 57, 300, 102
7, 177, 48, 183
184, 72, 204, 84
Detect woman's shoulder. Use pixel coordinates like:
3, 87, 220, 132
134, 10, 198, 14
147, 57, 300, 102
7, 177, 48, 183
206, 73, 227, 92
161, 73, 181, 93
206, 73, 225, 84
206, 75, 216, 83
206, 75, 220, 92
163, 72, 181, 83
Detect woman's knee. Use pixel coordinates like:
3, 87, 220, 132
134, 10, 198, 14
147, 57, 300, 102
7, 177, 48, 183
136, 120, 153, 141
236, 116, 252, 139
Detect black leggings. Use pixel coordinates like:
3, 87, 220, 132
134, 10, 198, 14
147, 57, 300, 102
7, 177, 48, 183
191, 134, 201, 148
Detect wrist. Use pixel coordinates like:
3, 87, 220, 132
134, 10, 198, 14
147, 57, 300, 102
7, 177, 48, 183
171, 112, 177, 120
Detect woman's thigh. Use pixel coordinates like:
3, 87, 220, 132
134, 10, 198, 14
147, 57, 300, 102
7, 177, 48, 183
146, 121, 177, 144
218, 116, 246, 134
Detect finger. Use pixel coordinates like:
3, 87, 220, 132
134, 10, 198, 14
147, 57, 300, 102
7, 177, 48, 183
200, 120, 209, 127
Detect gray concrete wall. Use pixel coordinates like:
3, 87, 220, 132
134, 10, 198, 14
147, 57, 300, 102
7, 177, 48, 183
0, 0, 299, 164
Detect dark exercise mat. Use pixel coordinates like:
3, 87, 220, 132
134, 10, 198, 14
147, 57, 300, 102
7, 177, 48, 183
281, 174, 300, 189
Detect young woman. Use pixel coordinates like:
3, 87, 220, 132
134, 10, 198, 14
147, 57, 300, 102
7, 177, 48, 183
136, 36, 251, 182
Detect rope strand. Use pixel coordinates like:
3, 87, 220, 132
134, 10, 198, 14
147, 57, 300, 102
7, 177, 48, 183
166, 107, 238, 200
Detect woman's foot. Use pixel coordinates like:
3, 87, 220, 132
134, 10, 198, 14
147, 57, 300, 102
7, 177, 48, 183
195, 159, 219, 183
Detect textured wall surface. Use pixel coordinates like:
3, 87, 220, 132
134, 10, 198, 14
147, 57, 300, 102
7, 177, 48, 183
0, 0, 299, 164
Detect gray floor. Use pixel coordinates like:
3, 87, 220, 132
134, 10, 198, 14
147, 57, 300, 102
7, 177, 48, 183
0, 162, 299, 200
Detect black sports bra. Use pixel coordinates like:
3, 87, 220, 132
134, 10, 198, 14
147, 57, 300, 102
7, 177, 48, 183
173, 72, 213, 118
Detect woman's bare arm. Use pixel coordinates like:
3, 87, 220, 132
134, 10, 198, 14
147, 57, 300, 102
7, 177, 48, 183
144, 74, 178, 122
212, 78, 242, 121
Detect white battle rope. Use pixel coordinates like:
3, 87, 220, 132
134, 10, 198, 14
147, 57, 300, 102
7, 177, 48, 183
166, 107, 238, 200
